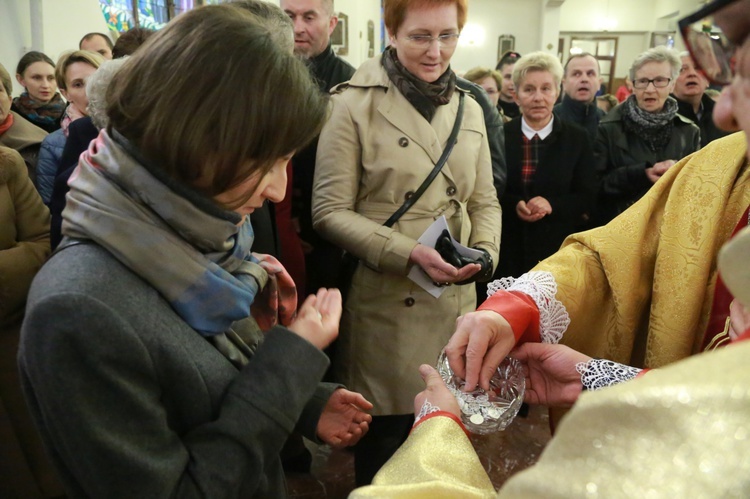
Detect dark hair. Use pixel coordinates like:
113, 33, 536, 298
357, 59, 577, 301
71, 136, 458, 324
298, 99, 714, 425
230, 0, 294, 52
79, 32, 114, 50
16, 51, 55, 77
106, 4, 328, 208
384, 0, 468, 34
563, 52, 600, 75
112, 28, 155, 59
495, 50, 521, 71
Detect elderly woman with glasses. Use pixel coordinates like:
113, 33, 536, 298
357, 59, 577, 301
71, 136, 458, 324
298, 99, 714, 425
313, 0, 500, 485
595, 46, 700, 225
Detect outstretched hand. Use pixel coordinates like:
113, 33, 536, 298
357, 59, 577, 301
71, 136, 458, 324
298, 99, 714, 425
317, 389, 373, 449
288, 288, 342, 350
510, 342, 591, 408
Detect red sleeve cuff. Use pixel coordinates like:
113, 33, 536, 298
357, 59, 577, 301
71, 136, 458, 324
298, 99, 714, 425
478, 289, 541, 344
412, 411, 470, 438
635, 368, 651, 379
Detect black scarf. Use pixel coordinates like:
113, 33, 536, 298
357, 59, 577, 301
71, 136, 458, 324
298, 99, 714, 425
381, 46, 456, 123
621, 94, 679, 152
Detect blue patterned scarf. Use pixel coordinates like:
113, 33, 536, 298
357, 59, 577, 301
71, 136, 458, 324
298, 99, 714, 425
62, 129, 268, 337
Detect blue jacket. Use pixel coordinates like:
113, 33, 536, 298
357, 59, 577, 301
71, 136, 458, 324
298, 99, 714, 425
35, 128, 66, 204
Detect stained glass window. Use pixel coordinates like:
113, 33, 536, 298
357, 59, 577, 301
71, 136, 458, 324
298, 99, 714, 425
99, 0, 218, 32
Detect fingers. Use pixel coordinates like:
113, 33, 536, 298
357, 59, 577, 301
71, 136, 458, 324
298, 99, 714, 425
445, 319, 469, 379
418, 364, 442, 386
454, 263, 480, 282
478, 342, 511, 391
463, 331, 492, 391
516, 200, 531, 215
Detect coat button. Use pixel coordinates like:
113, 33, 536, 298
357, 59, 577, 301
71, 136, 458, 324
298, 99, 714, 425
404, 191, 414, 201
446, 186, 457, 196
404, 297, 415, 307
398, 137, 409, 147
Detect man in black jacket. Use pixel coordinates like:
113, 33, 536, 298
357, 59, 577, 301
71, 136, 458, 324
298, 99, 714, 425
554, 53, 605, 141
672, 52, 730, 148
282, 0, 355, 296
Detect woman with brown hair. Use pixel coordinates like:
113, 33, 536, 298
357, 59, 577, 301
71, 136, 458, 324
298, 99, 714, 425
0, 62, 47, 179
18, 4, 371, 497
12, 51, 65, 133
313, 0, 500, 484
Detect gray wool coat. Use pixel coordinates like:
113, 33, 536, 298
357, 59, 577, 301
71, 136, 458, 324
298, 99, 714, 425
19, 242, 335, 498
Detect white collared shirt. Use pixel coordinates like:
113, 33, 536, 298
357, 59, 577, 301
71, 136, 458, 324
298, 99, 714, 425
521, 116, 554, 141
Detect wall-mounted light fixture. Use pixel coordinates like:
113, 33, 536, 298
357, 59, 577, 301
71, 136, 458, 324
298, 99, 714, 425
459, 23, 486, 47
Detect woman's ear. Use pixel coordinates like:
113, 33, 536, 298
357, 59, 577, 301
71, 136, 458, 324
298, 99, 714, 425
15, 73, 24, 88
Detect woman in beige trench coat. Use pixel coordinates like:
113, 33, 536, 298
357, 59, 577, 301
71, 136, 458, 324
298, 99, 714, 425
312, 0, 501, 485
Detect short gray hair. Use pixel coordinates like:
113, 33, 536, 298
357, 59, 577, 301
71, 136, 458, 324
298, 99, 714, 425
86, 58, 128, 129
512, 51, 564, 89
230, 0, 294, 53
629, 46, 681, 81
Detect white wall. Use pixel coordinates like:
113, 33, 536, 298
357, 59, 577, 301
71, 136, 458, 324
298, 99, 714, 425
332, 0, 381, 68
1, 0, 32, 94
451, 0, 544, 74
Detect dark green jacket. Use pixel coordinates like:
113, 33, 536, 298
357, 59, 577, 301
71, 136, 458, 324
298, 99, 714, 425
594, 102, 700, 224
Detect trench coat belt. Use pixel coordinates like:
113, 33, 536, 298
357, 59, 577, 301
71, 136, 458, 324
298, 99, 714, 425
355, 199, 470, 264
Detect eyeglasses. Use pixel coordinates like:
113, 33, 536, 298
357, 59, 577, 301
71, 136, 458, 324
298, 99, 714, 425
404, 33, 460, 48
632, 77, 672, 89
678, 0, 739, 85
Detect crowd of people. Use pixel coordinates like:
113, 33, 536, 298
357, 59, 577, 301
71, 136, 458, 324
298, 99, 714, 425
1, 0, 748, 497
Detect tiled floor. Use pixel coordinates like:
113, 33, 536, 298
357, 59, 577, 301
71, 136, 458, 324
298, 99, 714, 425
286, 404, 552, 498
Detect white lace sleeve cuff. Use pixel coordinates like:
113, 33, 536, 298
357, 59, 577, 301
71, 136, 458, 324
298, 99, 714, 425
486, 271, 570, 344
575, 359, 642, 391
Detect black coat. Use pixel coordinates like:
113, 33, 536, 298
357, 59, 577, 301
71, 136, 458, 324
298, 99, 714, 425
674, 93, 730, 148
498, 116, 597, 278
554, 95, 605, 142
594, 103, 700, 224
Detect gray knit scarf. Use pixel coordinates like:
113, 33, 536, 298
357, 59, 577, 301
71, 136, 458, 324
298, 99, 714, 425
621, 94, 679, 152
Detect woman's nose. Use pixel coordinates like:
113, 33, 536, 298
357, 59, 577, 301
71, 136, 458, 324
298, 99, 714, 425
263, 169, 287, 204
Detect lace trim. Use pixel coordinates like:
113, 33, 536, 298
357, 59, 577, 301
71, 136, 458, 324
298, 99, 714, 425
486, 271, 570, 344
575, 359, 642, 391
414, 400, 440, 425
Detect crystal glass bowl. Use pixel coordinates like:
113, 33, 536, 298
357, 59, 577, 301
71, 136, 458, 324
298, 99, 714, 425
436, 350, 525, 435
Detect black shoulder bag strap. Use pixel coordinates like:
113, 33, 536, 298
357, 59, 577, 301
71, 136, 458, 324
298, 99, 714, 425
384, 91, 465, 227
339, 92, 465, 301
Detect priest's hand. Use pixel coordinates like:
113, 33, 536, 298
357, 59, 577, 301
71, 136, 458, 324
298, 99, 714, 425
510, 342, 591, 408
445, 310, 517, 392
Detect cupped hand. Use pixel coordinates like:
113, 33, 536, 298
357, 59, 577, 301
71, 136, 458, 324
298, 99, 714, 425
410, 244, 464, 284
413, 364, 460, 419
288, 288, 342, 349
317, 389, 373, 448
526, 196, 552, 216
444, 310, 517, 392
646, 159, 676, 183
516, 200, 546, 223
510, 342, 591, 408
